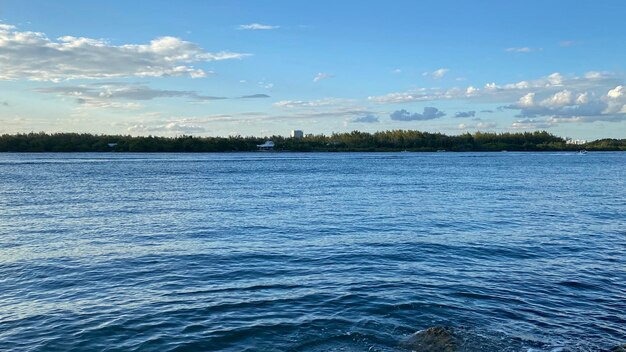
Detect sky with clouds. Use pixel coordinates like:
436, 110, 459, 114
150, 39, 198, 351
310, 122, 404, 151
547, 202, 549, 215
1, 0, 625, 139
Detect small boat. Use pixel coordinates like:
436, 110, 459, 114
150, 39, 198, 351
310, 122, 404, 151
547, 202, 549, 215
578, 149, 588, 155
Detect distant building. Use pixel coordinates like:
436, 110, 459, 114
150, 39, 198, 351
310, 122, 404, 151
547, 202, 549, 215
566, 138, 587, 145
290, 130, 304, 138
107, 143, 118, 148
257, 140, 275, 151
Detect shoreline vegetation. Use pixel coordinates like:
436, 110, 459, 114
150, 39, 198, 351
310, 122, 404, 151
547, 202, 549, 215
0, 130, 624, 152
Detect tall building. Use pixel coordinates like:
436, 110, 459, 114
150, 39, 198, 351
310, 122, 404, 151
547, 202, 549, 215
290, 130, 304, 138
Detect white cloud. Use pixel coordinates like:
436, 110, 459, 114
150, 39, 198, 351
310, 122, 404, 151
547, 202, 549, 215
313, 72, 333, 82
368, 87, 462, 104
540, 90, 573, 107
584, 71, 608, 79
457, 121, 497, 130
576, 92, 589, 105
605, 86, 626, 115
511, 119, 553, 129
269, 107, 373, 121
423, 68, 449, 79
0, 24, 16, 31
504, 85, 626, 123
505, 47, 542, 53
607, 85, 624, 99
238, 23, 279, 30
547, 72, 563, 86
466, 86, 479, 96
369, 71, 582, 105
273, 98, 352, 108
128, 122, 207, 134
0, 24, 248, 81
370, 71, 626, 126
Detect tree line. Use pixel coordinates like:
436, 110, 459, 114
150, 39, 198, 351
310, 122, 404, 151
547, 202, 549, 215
0, 131, 624, 152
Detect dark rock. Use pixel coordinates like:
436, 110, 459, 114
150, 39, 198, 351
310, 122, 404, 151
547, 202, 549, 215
611, 344, 626, 352
403, 326, 457, 352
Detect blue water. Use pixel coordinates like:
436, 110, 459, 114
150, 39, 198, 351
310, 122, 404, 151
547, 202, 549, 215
0, 152, 624, 351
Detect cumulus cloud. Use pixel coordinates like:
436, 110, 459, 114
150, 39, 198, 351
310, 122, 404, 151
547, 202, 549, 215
454, 111, 476, 118
541, 90, 574, 107
370, 71, 626, 125
502, 85, 626, 124
238, 23, 279, 30
505, 47, 542, 53
390, 107, 445, 121
423, 68, 449, 79
466, 86, 479, 96
313, 72, 333, 82
607, 85, 624, 99
0, 24, 248, 81
351, 114, 379, 123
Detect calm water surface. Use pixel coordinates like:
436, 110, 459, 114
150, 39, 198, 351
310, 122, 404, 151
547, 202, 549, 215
0, 152, 624, 351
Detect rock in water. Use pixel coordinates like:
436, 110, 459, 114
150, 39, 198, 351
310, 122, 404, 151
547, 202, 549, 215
611, 344, 626, 352
403, 326, 457, 352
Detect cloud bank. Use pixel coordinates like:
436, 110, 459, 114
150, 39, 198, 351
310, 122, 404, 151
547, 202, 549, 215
0, 24, 248, 81
369, 72, 626, 127
34, 83, 269, 109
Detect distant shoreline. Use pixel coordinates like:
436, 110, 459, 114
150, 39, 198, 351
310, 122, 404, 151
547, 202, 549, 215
2, 150, 625, 154
1, 131, 624, 153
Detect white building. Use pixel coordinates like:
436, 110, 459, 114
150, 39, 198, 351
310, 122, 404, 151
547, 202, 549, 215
290, 130, 304, 138
257, 140, 275, 151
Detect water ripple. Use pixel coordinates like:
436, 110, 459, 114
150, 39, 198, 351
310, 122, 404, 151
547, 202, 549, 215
1, 152, 625, 351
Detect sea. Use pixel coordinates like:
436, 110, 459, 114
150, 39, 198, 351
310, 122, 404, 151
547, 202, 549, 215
0, 152, 624, 351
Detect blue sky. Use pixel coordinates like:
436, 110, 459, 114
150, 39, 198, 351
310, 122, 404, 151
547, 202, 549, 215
1, 0, 625, 139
